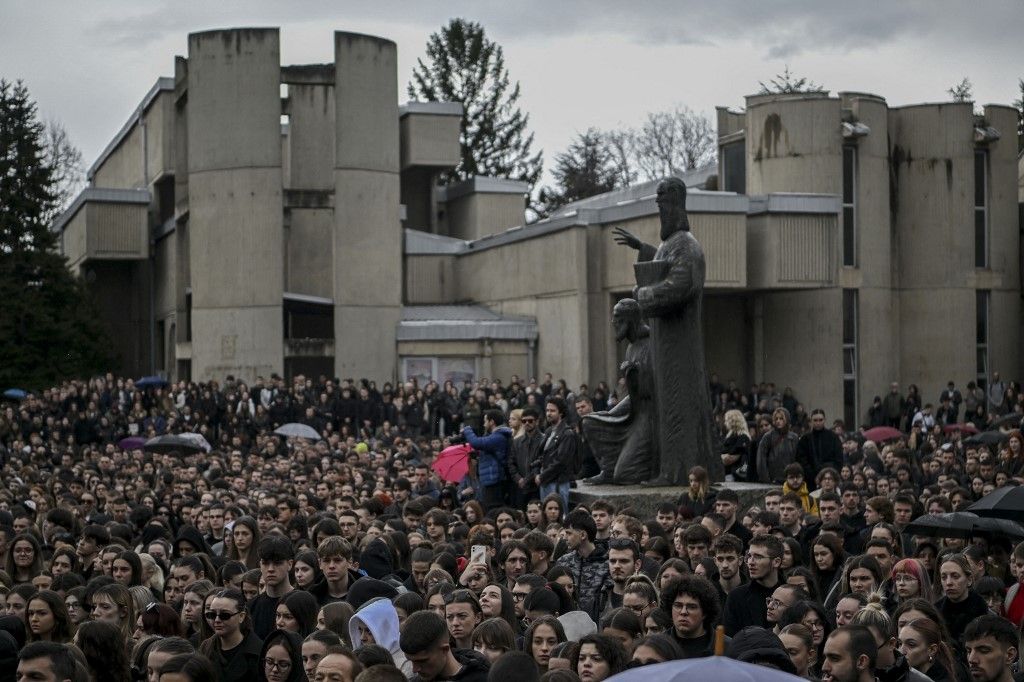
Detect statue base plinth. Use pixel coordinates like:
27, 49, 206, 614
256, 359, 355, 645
570, 481, 774, 520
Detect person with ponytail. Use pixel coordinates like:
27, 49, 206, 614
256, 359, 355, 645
852, 593, 931, 682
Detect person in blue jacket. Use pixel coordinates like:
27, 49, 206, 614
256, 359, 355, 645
462, 409, 514, 512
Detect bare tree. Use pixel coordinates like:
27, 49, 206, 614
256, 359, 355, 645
604, 106, 715, 185
43, 119, 85, 223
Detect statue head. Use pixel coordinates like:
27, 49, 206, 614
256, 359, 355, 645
656, 177, 690, 240
612, 298, 646, 342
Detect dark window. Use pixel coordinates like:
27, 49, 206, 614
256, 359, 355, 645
721, 141, 745, 194
976, 289, 989, 390
185, 292, 192, 342
284, 299, 334, 339
841, 289, 858, 429
156, 176, 175, 225
843, 379, 857, 431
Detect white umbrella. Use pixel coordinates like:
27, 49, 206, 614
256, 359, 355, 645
609, 657, 805, 682
274, 423, 322, 440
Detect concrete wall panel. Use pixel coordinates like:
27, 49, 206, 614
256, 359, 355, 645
457, 228, 581, 301
187, 28, 282, 171
92, 125, 145, 189
400, 113, 461, 169
746, 95, 843, 196
898, 288, 974, 402
405, 254, 457, 304
758, 288, 844, 419
191, 306, 282, 381
287, 208, 333, 299
287, 83, 335, 190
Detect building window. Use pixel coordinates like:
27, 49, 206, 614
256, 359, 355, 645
842, 289, 858, 429
402, 357, 477, 386
976, 289, 989, 390
975, 149, 988, 268
842, 145, 857, 267
720, 140, 746, 194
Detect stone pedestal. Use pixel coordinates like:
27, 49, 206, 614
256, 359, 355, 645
570, 481, 774, 520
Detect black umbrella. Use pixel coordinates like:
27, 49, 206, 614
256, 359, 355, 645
964, 431, 1008, 446
143, 433, 211, 455
990, 414, 1024, 430
905, 511, 1024, 541
966, 486, 1024, 522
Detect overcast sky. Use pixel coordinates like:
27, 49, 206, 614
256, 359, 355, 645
4, 1, 1023, 188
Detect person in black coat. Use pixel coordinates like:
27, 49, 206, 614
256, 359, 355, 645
795, 409, 843, 482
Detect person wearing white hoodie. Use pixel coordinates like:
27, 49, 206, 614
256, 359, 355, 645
349, 596, 412, 678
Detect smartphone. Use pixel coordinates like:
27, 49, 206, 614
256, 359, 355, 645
471, 545, 487, 566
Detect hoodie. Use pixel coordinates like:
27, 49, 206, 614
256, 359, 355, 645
0, 631, 17, 682
350, 597, 412, 678
360, 538, 394, 580
725, 626, 797, 675
462, 425, 513, 487
175, 524, 214, 557
412, 649, 489, 682
782, 480, 818, 516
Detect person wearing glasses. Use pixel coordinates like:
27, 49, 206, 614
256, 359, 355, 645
722, 534, 784, 636
199, 588, 263, 682
508, 407, 543, 509
661, 573, 722, 659
258, 629, 305, 682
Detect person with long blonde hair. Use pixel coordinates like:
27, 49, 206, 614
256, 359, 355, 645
721, 409, 751, 481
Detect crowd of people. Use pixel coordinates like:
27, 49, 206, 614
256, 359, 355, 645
1, 370, 1024, 682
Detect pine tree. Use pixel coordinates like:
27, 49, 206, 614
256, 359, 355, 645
536, 129, 619, 216
408, 19, 543, 189
948, 77, 974, 102
0, 79, 112, 389
759, 66, 826, 95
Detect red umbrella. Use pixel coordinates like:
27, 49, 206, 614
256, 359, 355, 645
944, 423, 979, 435
432, 444, 473, 483
863, 426, 903, 442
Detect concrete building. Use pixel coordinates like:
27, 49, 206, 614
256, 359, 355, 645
55, 27, 1022, 427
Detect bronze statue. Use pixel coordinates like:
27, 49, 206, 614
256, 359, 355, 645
611, 177, 721, 485
581, 298, 655, 484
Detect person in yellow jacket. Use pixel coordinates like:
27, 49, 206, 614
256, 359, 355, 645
782, 463, 818, 516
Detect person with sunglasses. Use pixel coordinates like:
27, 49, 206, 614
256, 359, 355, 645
198, 588, 263, 682
509, 407, 544, 509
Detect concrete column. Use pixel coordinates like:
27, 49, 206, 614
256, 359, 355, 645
186, 28, 284, 382
332, 32, 401, 381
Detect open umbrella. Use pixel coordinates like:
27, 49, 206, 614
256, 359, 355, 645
967, 486, 1024, 522
118, 436, 147, 451
144, 433, 211, 454
862, 426, 903, 442
135, 376, 169, 388
964, 431, 1008, 446
274, 423, 322, 440
904, 511, 1024, 541
432, 443, 472, 483
2, 388, 27, 400
943, 423, 979, 435
609, 657, 805, 682
990, 414, 1024, 430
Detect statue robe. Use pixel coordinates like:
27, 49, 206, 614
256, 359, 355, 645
633, 230, 721, 484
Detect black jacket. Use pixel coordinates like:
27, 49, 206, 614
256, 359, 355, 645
508, 430, 544, 489
795, 428, 843, 481
411, 649, 490, 682
722, 576, 779, 637
205, 630, 263, 682
534, 421, 577, 485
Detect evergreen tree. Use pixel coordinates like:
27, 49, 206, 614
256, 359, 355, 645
948, 77, 974, 102
759, 66, 826, 95
408, 19, 542, 189
0, 79, 112, 389
1012, 78, 1023, 152
536, 129, 619, 216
